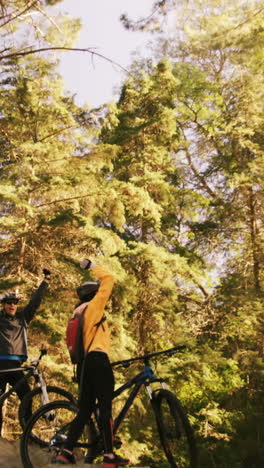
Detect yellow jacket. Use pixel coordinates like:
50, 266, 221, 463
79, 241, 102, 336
82, 264, 114, 356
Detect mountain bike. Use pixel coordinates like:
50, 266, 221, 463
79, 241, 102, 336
20, 345, 197, 468
0, 348, 76, 441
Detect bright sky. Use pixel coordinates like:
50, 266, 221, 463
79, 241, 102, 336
55, 0, 155, 107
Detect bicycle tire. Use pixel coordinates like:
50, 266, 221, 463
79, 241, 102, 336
19, 386, 76, 444
153, 389, 197, 468
20, 399, 100, 468
20, 399, 79, 468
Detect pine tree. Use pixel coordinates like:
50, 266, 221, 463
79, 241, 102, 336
115, 1, 264, 464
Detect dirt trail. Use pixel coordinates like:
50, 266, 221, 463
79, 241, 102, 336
0, 439, 150, 467
0, 439, 104, 467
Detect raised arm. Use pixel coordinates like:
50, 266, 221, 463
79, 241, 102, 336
22, 268, 51, 324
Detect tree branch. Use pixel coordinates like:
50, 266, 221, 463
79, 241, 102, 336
120, 0, 166, 31
185, 146, 218, 199
38, 125, 76, 143
36, 193, 96, 208
35, 4, 63, 34
178, 294, 209, 306
0, 1, 38, 29
178, 122, 218, 200
0, 46, 129, 73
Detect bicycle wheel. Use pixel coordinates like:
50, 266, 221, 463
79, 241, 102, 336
153, 389, 197, 468
20, 399, 100, 468
20, 400, 76, 468
19, 386, 76, 444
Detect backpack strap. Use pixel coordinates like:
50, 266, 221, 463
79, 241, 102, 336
73, 314, 107, 382
86, 314, 107, 354
94, 315, 107, 330
71, 305, 88, 383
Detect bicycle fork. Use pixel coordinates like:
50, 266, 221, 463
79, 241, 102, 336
34, 370, 50, 405
145, 378, 167, 400
33, 370, 56, 421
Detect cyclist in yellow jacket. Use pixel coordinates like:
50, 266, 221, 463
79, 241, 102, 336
55, 259, 129, 467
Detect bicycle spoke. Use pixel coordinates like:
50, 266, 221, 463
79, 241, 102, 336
20, 400, 99, 468
21, 401, 77, 467
19, 385, 75, 444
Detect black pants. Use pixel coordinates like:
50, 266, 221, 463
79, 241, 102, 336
0, 360, 31, 435
66, 351, 115, 453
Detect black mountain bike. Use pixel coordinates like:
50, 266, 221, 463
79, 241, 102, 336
20, 346, 197, 468
0, 348, 76, 440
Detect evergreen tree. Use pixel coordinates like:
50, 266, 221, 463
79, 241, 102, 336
98, 59, 211, 354
107, 1, 264, 464
1, 1, 264, 465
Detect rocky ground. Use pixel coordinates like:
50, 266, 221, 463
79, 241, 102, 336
0, 439, 25, 468
0, 439, 150, 468
0, 439, 106, 467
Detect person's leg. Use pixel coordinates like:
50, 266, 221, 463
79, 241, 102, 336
8, 369, 31, 421
0, 361, 13, 436
91, 353, 115, 454
0, 360, 27, 436
76, 360, 99, 462
0, 380, 7, 436
83, 352, 115, 464
55, 354, 96, 463
90, 353, 129, 467
65, 355, 95, 451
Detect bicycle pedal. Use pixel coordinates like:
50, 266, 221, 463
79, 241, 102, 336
45, 411, 56, 422
50, 433, 67, 447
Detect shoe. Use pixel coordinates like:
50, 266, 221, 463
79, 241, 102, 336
54, 449, 76, 464
84, 440, 104, 463
103, 453, 129, 467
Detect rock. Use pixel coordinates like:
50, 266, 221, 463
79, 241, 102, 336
0, 438, 22, 468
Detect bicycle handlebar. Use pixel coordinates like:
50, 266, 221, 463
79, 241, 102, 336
111, 345, 187, 369
28, 348, 47, 365
0, 348, 48, 374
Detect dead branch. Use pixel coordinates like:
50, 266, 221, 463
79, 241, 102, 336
36, 192, 97, 207
0, 46, 129, 73
0, 1, 38, 29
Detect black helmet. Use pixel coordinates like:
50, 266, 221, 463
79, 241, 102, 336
76, 282, 99, 302
1, 291, 20, 304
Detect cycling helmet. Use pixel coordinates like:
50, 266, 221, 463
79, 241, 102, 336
76, 282, 99, 302
1, 291, 20, 304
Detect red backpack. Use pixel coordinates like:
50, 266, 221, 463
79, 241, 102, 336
66, 306, 107, 365
66, 307, 86, 365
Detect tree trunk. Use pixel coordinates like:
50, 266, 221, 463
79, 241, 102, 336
248, 187, 261, 292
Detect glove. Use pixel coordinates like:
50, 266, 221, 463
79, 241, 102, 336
43, 268, 51, 278
80, 258, 92, 270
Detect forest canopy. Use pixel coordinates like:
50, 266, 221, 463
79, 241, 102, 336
0, 1, 263, 466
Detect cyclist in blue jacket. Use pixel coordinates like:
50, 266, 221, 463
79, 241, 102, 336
0, 268, 51, 436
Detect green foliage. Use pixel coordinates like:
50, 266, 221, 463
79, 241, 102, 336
1, 0, 264, 466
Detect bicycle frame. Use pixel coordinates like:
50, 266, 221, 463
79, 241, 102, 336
21, 346, 197, 468
65, 346, 186, 454
113, 363, 166, 434
0, 366, 36, 405
110, 346, 186, 432
51, 364, 166, 452
21, 345, 188, 460
0, 349, 48, 406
